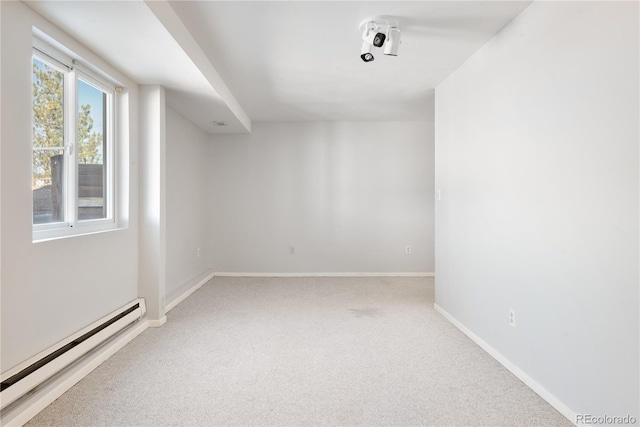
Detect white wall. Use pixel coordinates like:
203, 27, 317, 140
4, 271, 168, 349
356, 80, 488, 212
207, 121, 434, 273
435, 1, 638, 418
0, 1, 139, 372
165, 106, 209, 296
138, 85, 166, 322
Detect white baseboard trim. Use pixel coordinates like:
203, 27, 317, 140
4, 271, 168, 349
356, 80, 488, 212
433, 304, 577, 424
147, 316, 166, 328
214, 272, 435, 278
165, 270, 215, 313
0, 319, 148, 427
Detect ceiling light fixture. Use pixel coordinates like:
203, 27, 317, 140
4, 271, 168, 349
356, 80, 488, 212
359, 16, 401, 63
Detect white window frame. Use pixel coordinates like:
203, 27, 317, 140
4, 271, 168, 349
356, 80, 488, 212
32, 38, 118, 242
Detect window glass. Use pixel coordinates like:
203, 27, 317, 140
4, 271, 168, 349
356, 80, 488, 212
77, 79, 107, 221
32, 57, 65, 224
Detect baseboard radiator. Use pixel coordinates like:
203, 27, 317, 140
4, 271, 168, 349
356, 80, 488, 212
0, 299, 146, 410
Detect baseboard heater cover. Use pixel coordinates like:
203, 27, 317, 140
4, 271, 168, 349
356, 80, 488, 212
0, 299, 145, 410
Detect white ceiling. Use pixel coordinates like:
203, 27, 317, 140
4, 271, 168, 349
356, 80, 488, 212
25, 0, 249, 133
24, 0, 532, 133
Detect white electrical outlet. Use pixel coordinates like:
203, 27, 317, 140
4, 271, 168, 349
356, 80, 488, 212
197, 248, 201, 258
509, 309, 516, 327
289, 246, 295, 255
405, 245, 412, 254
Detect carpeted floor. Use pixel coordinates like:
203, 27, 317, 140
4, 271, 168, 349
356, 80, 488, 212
26, 277, 571, 426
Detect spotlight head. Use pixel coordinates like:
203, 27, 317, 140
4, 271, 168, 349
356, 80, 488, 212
373, 32, 386, 47
384, 27, 401, 56
360, 41, 375, 62
361, 52, 374, 62
364, 31, 386, 48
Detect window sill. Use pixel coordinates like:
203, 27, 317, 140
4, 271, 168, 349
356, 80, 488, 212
33, 222, 125, 243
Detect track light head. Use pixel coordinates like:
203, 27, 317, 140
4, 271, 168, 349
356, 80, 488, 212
360, 41, 375, 62
364, 30, 386, 48
384, 27, 401, 56
361, 52, 375, 62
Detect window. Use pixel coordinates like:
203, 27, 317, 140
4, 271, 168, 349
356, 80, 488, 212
32, 39, 117, 241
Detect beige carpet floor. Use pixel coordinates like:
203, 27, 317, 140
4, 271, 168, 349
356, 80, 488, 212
26, 276, 571, 426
